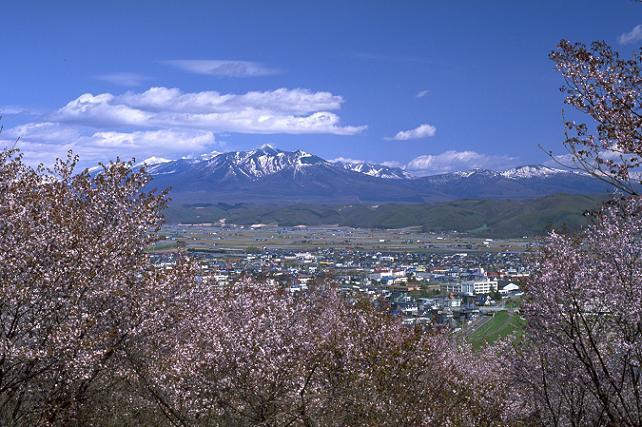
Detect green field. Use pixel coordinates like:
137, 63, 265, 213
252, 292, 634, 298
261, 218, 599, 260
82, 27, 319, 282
163, 193, 605, 238
153, 224, 534, 252
468, 311, 526, 350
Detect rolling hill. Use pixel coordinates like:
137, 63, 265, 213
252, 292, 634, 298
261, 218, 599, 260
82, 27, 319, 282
163, 194, 607, 237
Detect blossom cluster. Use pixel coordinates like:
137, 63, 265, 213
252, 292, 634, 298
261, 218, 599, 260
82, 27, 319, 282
516, 197, 642, 425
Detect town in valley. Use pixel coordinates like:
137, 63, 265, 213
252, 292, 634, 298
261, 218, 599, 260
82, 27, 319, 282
153, 223, 530, 345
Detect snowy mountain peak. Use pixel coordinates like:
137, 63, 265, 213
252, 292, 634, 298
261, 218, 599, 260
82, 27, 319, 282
190, 147, 329, 180
141, 147, 419, 182
128, 147, 588, 187
135, 156, 171, 167
439, 165, 574, 180
451, 169, 497, 178
199, 150, 221, 161
333, 159, 412, 179
499, 165, 572, 179
132, 148, 609, 203
295, 149, 312, 157
259, 144, 279, 155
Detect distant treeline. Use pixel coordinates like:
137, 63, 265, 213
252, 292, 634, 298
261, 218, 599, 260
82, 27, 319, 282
164, 193, 606, 237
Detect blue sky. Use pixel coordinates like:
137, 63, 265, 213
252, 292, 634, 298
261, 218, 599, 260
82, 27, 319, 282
1, 0, 640, 174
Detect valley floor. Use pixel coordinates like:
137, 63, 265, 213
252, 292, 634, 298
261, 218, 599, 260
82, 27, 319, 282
155, 224, 535, 253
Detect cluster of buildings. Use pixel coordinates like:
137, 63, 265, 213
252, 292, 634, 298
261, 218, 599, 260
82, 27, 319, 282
152, 246, 528, 329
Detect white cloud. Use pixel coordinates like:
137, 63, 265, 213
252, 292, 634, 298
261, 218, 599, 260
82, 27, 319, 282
405, 150, 519, 176
118, 87, 343, 115
320, 151, 519, 177
543, 147, 633, 169
4, 122, 82, 143
50, 87, 364, 135
7, 85, 363, 166
0, 105, 40, 116
87, 129, 214, 151
416, 90, 429, 98
162, 110, 364, 135
619, 24, 642, 45
543, 154, 570, 167
387, 123, 436, 141
162, 60, 279, 77
331, 156, 363, 164
1, 138, 74, 165
5, 124, 216, 167
52, 93, 152, 127
97, 72, 151, 87
381, 160, 404, 168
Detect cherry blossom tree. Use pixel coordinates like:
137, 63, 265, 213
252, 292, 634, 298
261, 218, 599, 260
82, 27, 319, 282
512, 32, 642, 426
141, 282, 512, 426
549, 40, 642, 194
516, 197, 642, 426
0, 149, 198, 425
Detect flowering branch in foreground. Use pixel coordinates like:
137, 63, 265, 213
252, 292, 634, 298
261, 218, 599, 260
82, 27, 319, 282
515, 196, 642, 426
549, 40, 642, 194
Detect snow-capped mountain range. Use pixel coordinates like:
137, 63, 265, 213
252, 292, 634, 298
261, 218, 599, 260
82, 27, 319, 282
434, 165, 579, 181
132, 147, 608, 203
137, 146, 578, 180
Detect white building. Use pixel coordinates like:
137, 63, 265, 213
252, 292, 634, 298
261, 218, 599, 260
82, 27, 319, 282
499, 283, 520, 295
442, 279, 498, 295
461, 278, 498, 295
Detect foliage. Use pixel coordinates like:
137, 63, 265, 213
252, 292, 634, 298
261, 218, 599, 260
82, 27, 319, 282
144, 282, 512, 426
550, 40, 642, 194
0, 150, 199, 425
504, 33, 642, 427
515, 197, 642, 425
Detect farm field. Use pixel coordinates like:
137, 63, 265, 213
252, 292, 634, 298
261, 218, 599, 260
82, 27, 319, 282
153, 224, 536, 253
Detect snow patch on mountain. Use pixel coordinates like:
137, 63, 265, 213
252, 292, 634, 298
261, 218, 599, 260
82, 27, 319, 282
184, 147, 330, 180
451, 169, 496, 178
129, 147, 586, 184
199, 151, 222, 161
499, 165, 573, 179
135, 156, 171, 167
333, 160, 412, 179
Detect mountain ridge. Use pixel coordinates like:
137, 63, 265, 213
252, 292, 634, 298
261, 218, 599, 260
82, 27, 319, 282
130, 147, 611, 204
139, 147, 582, 180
